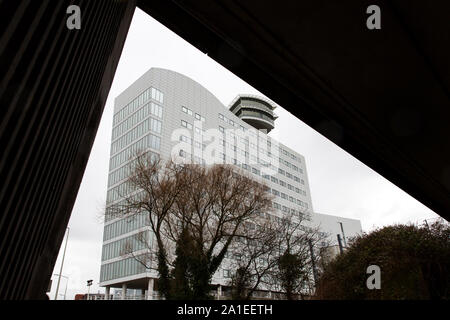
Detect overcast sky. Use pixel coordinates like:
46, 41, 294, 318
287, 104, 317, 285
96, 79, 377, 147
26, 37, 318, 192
49, 8, 440, 300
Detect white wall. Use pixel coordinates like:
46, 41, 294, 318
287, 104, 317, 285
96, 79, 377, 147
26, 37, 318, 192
313, 212, 363, 247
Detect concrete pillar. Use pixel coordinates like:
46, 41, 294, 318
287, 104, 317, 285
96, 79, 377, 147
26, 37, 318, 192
121, 283, 127, 300
105, 286, 110, 300
147, 278, 154, 300
217, 285, 222, 300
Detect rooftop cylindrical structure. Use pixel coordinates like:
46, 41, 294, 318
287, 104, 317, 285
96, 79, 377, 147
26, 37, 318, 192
229, 94, 278, 133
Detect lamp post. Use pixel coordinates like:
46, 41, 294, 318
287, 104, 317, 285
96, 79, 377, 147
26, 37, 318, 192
308, 240, 318, 286
87, 279, 93, 300
54, 227, 70, 300
53, 274, 69, 300
338, 222, 347, 247
63, 278, 69, 300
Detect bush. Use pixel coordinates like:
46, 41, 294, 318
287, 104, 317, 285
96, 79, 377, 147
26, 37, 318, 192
315, 220, 450, 299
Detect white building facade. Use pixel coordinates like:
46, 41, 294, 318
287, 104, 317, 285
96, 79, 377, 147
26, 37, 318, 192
99, 68, 361, 299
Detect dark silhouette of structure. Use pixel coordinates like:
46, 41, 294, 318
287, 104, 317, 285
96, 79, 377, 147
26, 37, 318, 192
0, 0, 136, 299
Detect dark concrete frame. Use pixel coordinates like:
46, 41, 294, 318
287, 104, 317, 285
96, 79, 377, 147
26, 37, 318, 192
0, 0, 448, 299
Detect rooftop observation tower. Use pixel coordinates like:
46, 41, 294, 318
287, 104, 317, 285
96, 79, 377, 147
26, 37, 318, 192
229, 94, 278, 133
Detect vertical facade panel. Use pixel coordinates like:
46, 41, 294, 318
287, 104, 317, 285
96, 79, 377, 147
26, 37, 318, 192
0, 0, 136, 299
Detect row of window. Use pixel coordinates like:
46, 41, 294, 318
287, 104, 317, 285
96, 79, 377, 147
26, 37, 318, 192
219, 123, 266, 142
182, 128, 272, 163
113, 87, 164, 127
218, 137, 273, 160
178, 149, 207, 165
180, 119, 209, 136
240, 162, 304, 186
176, 148, 308, 210
270, 203, 311, 220
107, 180, 133, 203
218, 113, 246, 132
108, 165, 130, 188
112, 102, 163, 140
179, 135, 206, 150
178, 147, 268, 170
279, 147, 301, 164
181, 134, 275, 169
177, 148, 306, 196
238, 109, 273, 123
111, 117, 162, 155
262, 174, 307, 196
279, 157, 303, 173
103, 212, 149, 241
220, 135, 270, 154
209, 124, 304, 175
100, 254, 149, 282
105, 197, 132, 222
108, 177, 151, 204
179, 122, 303, 180
218, 153, 269, 171
218, 112, 302, 165
270, 188, 309, 208
216, 140, 305, 177
181, 106, 205, 122
108, 151, 159, 188
102, 231, 149, 261
181, 119, 194, 130
109, 136, 160, 172
256, 211, 290, 225
276, 168, 304, 184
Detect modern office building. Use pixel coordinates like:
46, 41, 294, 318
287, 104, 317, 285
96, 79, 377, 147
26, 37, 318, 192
99, 68, 361, 299
313, 213, 363, 266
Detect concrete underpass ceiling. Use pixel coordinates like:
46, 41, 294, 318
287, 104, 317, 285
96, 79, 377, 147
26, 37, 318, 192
139, 0, 450, 221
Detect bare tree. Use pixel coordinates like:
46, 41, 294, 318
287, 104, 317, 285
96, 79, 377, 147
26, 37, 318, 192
106, 152, 191, 299
271, 213, 328, 299
227, 210, 327, 300
228, 217, 280, 300
167, 163, 273, 299
106, 152, 273, 299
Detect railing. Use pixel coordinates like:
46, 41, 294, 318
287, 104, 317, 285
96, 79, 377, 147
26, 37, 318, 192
87, 292, 162, 300
238, 110, 274, 125
85, 290, 307, 300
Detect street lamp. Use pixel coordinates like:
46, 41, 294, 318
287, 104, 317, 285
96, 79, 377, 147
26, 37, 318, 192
53, 274, 69, 300
87, 279, 93, 300
54, 227, 70, 300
